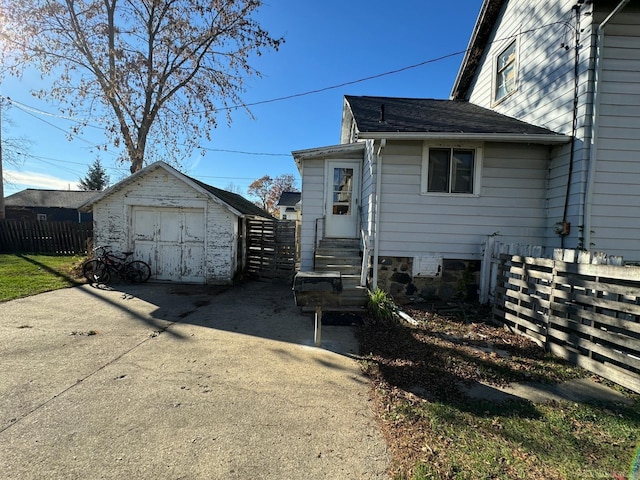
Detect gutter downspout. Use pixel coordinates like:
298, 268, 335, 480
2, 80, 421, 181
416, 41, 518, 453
583, 0, 630, 250
371, 139, 386, 289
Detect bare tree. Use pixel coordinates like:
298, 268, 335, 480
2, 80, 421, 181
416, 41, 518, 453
0, 0, 283, 173
247, 173, 297, 215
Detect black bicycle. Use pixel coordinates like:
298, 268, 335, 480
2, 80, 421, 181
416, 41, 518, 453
83, 246, 151, 285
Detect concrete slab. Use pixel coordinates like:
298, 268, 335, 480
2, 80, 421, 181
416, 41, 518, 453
462, 377, 634, 405
0, 282, 390, 479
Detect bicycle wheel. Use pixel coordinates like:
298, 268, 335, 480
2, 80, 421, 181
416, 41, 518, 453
83, 259, 111, 284
125, 261, 151, 283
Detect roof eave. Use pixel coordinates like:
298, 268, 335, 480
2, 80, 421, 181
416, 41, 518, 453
356, 131, 571, 145
292, 142, 365, 168
450, 0, 505, 100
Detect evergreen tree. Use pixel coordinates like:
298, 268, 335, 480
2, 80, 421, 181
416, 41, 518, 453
79, 159, 110, 191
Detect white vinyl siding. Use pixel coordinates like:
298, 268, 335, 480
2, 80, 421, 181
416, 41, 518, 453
376, 141, 549, 260
465, 0, 594, 249
298, 158, 325, 270
588, 11, 640, 260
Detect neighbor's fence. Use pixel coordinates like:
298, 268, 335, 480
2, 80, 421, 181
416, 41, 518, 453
245, 218, 296, 282
0, 220, 93, 255
490, 242, 640, 393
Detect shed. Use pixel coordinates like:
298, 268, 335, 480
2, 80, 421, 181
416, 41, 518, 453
81, 161, 271, 284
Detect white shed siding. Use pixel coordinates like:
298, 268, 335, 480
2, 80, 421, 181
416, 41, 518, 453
93, 167, 238, 283
377, 141, 549, 259
588, 11, 640, 260
465, 0, 595, 249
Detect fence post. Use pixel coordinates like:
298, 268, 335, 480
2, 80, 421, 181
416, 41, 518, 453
479, 236, 496, 304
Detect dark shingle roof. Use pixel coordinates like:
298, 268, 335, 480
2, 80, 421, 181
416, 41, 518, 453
345, 95, 563, 137
5, 189, 100, 209
186, 176, 272, 218
277, 191, 301, 207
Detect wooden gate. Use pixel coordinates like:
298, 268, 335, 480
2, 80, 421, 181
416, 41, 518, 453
246, 219, 296, 282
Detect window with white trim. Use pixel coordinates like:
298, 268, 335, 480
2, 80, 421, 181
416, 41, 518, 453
495, 40, 517, 102
421, 145, 482, 195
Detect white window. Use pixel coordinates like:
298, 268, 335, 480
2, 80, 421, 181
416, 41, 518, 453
421, 144, 482, 195
495, 40, 517, 102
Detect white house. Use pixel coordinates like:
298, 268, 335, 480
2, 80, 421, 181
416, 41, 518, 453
82, 161, 271, 284
293, 0, 639, 302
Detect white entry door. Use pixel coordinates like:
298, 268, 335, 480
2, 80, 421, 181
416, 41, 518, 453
324, 161, 360, 238
132, 206, 206, 283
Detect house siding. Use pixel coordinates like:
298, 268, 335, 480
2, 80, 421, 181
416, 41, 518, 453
93, 168, 238, 283
376, 141, 550, 260
465, 0, 595, 249
299, 158, 326, 271
588, 9, 640, 260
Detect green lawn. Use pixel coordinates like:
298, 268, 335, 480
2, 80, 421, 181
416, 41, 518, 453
0, 254, 85, 302
360, 306, 640, 480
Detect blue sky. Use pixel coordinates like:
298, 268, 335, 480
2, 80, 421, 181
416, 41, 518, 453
2, 0, 483, 199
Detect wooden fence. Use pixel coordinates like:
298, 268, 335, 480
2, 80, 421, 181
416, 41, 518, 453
245, 218, 296, 282
0, 220, 92, 255
493, 252, 640, 393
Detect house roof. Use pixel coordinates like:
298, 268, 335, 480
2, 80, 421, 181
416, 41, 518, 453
81, 161, 271, 218
277, 191, 301, 207
450, 0, 505, 100
345, 95, 569, 143
5, 189, 100, 209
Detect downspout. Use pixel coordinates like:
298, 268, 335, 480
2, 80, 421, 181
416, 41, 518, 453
583, 0, 630, 250
371, 139, 386, 289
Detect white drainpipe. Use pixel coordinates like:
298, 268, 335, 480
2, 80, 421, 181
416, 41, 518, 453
583, 0, 630, 249
371, 139, 386, 289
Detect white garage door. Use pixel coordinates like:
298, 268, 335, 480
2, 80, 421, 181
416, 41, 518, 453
132, 207, 206, 283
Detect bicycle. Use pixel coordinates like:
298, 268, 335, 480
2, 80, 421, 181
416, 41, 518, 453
83, 246, 151, 285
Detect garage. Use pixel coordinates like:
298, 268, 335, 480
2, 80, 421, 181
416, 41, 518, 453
82, 161, 271, 284
132, 206, 206, 283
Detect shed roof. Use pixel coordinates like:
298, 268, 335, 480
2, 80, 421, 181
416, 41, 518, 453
277, 191, 301, 207
81, 161, 271, 218
345, 95, 567, 140
5, 189, 100, 209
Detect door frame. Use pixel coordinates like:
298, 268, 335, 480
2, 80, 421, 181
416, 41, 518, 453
324, 160, 360, 238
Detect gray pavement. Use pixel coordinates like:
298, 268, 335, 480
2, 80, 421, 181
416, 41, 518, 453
0, 282, 390, 479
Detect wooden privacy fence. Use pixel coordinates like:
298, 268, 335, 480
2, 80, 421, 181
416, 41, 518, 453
493, 252, 640, 393
0, 220, 92, 255
245, 218, 296, 282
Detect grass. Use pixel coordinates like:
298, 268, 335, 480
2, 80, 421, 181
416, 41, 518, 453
358, 306, 640, 480
0, 254, 85, 302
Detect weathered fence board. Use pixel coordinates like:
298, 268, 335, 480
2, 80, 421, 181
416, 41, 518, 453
245, 218, 296, 282
0, 220, 92, 255
493, 251, 640, 393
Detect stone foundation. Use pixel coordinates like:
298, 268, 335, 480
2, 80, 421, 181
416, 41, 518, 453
373, 256, 481, 304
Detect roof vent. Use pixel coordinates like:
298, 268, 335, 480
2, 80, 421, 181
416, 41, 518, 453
379, 103, 385, 123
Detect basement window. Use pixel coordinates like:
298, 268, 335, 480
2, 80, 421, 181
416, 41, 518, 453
420, 144, 482, 195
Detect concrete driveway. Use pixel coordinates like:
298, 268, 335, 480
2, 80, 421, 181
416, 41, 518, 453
0, 281, 389, 479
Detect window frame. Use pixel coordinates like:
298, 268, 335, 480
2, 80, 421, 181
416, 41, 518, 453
493, 39, 518, 104
420, 143, 483, 197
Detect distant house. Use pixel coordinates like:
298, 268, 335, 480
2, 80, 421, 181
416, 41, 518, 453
4, 189, 99, 222
293, 0, 639, 302
276, 191, 301, 221
81, 161, 272, 284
